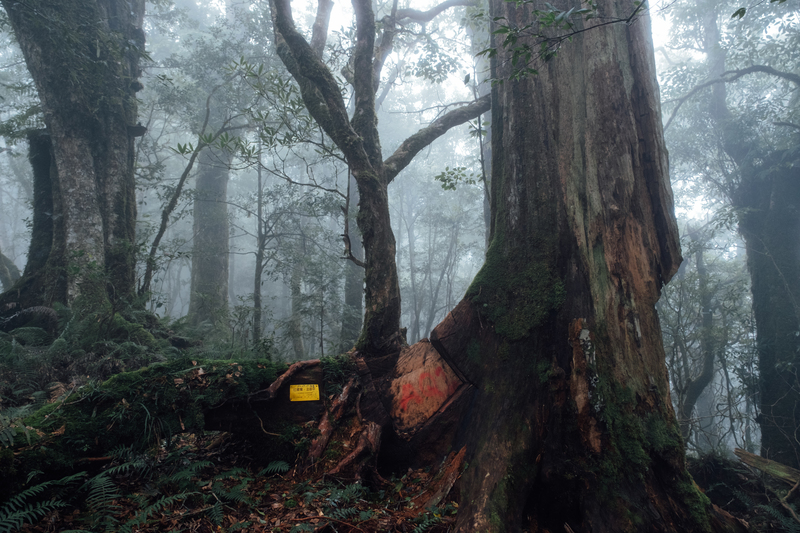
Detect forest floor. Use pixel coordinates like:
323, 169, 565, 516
15, 428, 460, 533
13, 426, 799, 533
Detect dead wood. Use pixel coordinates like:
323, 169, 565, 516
734, 447, 800, 486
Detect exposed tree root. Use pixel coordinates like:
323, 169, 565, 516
327, 420, 383, 482
304, 376, 359, 469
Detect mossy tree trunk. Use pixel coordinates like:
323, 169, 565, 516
0, 0, 144, 314
419, 0, 737, 529
188, 148, 232, 327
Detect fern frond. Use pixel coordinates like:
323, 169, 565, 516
118, 492, 195, 533
105, 458, 151, 478
84, 473, 121, 511
207, 499, 223, 525
757, 503, 800, 533
1, 472, 83, 514
171, 460, 213, 483
412, 512, 443, 533
259, 460, 290, 476
328, 506, 357, 520
0, 499, 68, 533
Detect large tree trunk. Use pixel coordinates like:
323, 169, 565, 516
0, 0, 144, 313
396, 0, 733, 529
188, 148, 231, 327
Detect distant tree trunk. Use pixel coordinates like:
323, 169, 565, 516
289, 262, 306, 359
677, 244, 717, 442
737, 159, 800, 468
339, 174, 363, 351
414, 0, 735, 528
697, 1, 800, 468
253, 152, 266, 343
401, 197, 422, 344
0, 0, 144, 314
188, 148, 231, 327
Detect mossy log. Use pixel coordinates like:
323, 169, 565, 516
4, 357, 336, 493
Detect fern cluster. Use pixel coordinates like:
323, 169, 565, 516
0, 472, 83, 533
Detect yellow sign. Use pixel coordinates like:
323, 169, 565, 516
289, 384, 320, 402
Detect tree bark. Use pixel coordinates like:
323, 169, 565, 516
0, 0, 144, 313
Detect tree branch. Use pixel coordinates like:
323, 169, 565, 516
383, 94, 490, 184
310, 0, 333, 58
270, 0, 370, 171
395, 0, 477, 23
351, 0, 382, 169
664, 65, 800, 132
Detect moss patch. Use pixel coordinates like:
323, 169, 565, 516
466, 235, 564, 341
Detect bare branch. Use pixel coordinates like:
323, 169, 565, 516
383, 94, 490, 184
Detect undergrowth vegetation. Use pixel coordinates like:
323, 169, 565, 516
0, 305, 463, 532
0, 431, 458, 532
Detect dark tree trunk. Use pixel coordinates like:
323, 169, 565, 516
697, 0, 800, 468
737, 157, 800, 468
188, 148, 231, 327
0, 0, 144, 313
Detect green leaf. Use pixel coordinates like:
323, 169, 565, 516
731, 7, 746, 19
